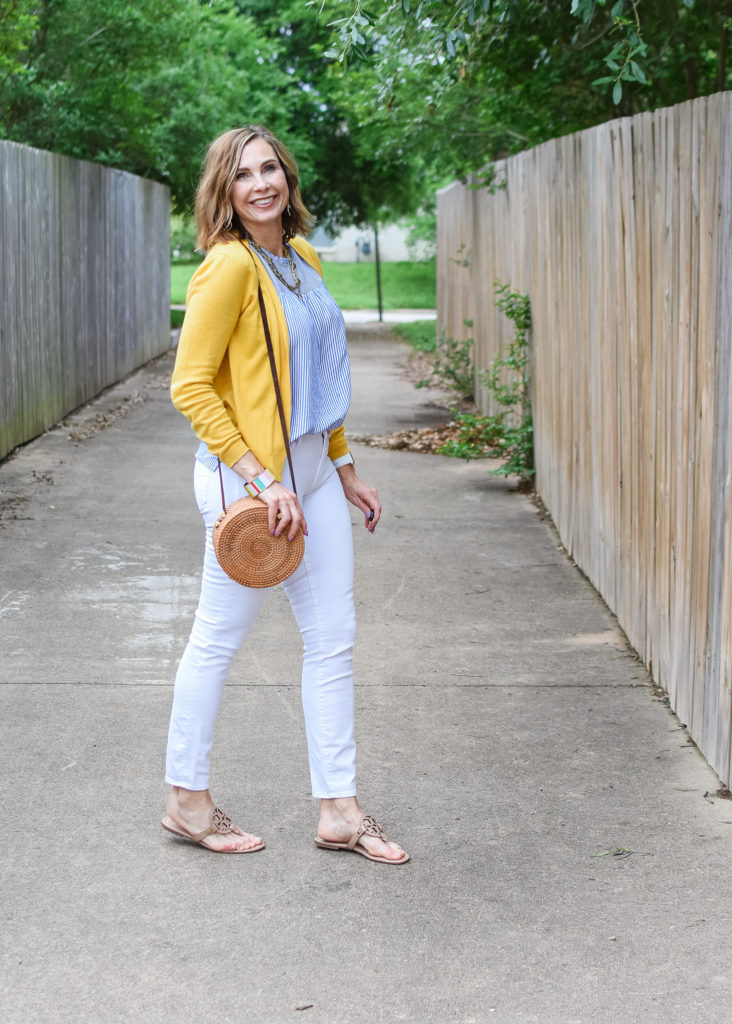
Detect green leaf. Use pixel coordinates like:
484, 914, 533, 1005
629, 60, 646, 82
571, 0, 596, 23
612, 79, 623, 104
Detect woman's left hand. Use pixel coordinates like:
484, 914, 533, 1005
336, 464, 381, 534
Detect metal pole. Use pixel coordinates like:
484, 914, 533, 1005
374, 223, 383, 322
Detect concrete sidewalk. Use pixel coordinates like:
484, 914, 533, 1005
340, 308, 436, 324
1, 324, 731, 1024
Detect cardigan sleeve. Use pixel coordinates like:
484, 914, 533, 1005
328, 425, 349, 461
170, 250, 253, 468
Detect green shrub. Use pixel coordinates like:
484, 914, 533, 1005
427, 333, 474, 399
480, 283, 533, 483
435, 284, 534, 486
439, 412, 505, 460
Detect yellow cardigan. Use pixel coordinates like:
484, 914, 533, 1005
170, 237, 350, 476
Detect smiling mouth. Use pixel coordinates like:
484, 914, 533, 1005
251, 196, 277, 208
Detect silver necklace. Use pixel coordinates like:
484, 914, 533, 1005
250, 240, 302, 298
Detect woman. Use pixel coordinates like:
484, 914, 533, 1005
162, 125, 408, 864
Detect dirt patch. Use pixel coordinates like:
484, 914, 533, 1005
351, 421, 470, 455
63, 351, 173, 443
0, 493, 32, 524
67, 392, 148, 442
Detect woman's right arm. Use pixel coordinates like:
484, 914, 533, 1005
171, 251, 252, 469
172, 252, 307, 540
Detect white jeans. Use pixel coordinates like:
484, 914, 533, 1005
165, 432, 357, 798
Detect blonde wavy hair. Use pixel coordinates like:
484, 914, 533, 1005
194, 125, 313, 253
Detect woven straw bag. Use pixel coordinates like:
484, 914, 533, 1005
212, 496, 304, 588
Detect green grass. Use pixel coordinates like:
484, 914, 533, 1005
171, 260, 202, 305
391, 320, 437, 352
322, 259, 435, 309
170, 258, 436, 310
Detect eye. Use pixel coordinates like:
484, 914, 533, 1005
264, 163, 278, 173
235, 170, 249, 180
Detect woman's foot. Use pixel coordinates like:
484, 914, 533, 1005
164, 787, 263, 853
316, 797, 408, 863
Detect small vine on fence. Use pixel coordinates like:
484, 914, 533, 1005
439, 282, 534, 486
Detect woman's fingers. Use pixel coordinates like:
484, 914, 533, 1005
365, 492, 381, 530
342, 480, 381, 532
259, 485, 307, 540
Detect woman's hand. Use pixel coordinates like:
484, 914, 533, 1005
257, 482, 308, 541
231, 455, 307, 540
336, 464, 381, 534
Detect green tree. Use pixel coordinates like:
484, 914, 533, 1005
0, 0, 37, 82
0, 0, 292, 209
234, 0, 426, 228
1, 0, 428, 226
317, 0, 731, 179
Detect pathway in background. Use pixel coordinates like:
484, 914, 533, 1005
341, 308, 436, 324
1, 324, 731, 1023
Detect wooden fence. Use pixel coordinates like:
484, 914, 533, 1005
437, 92, 732, 787
0, 141, 170, 459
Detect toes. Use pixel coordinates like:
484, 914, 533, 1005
235, 835, 261, 851
363, 837, 405, 860
203, 831, 262, 852
386, 843, 405, 860
228, 824, 262, 849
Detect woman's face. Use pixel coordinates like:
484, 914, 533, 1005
231, 137, 289, 243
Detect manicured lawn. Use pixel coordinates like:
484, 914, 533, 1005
170, 258, 436, 310
171, 260, 201, 305
391, 320, 437, 352
321, 259, 436, 309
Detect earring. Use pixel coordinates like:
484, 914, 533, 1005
287, 203, 292, 216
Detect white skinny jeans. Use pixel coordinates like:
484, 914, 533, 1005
165, 432, 357, 798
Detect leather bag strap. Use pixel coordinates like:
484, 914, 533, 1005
258, 284, 297, 496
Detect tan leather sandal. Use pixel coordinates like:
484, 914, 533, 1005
161, 805, 264, 853
314, 813, 409, 864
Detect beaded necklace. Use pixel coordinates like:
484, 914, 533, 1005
250, 239, 302, 299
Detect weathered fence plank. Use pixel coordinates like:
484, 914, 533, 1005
0, 141, 170, 459
437, 93, 732, 786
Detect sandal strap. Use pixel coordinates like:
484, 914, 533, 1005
189, 806, 235, 843
347, 814, 389, 850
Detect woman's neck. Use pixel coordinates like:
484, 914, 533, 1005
248, 226, 284, 257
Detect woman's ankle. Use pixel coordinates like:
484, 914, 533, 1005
319, 795, 360, 821
169, 787, 212, 812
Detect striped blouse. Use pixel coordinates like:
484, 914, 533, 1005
195, 245, 351, 472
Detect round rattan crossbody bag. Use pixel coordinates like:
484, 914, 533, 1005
212, 492, 304, 588
211, 284, 305, 589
